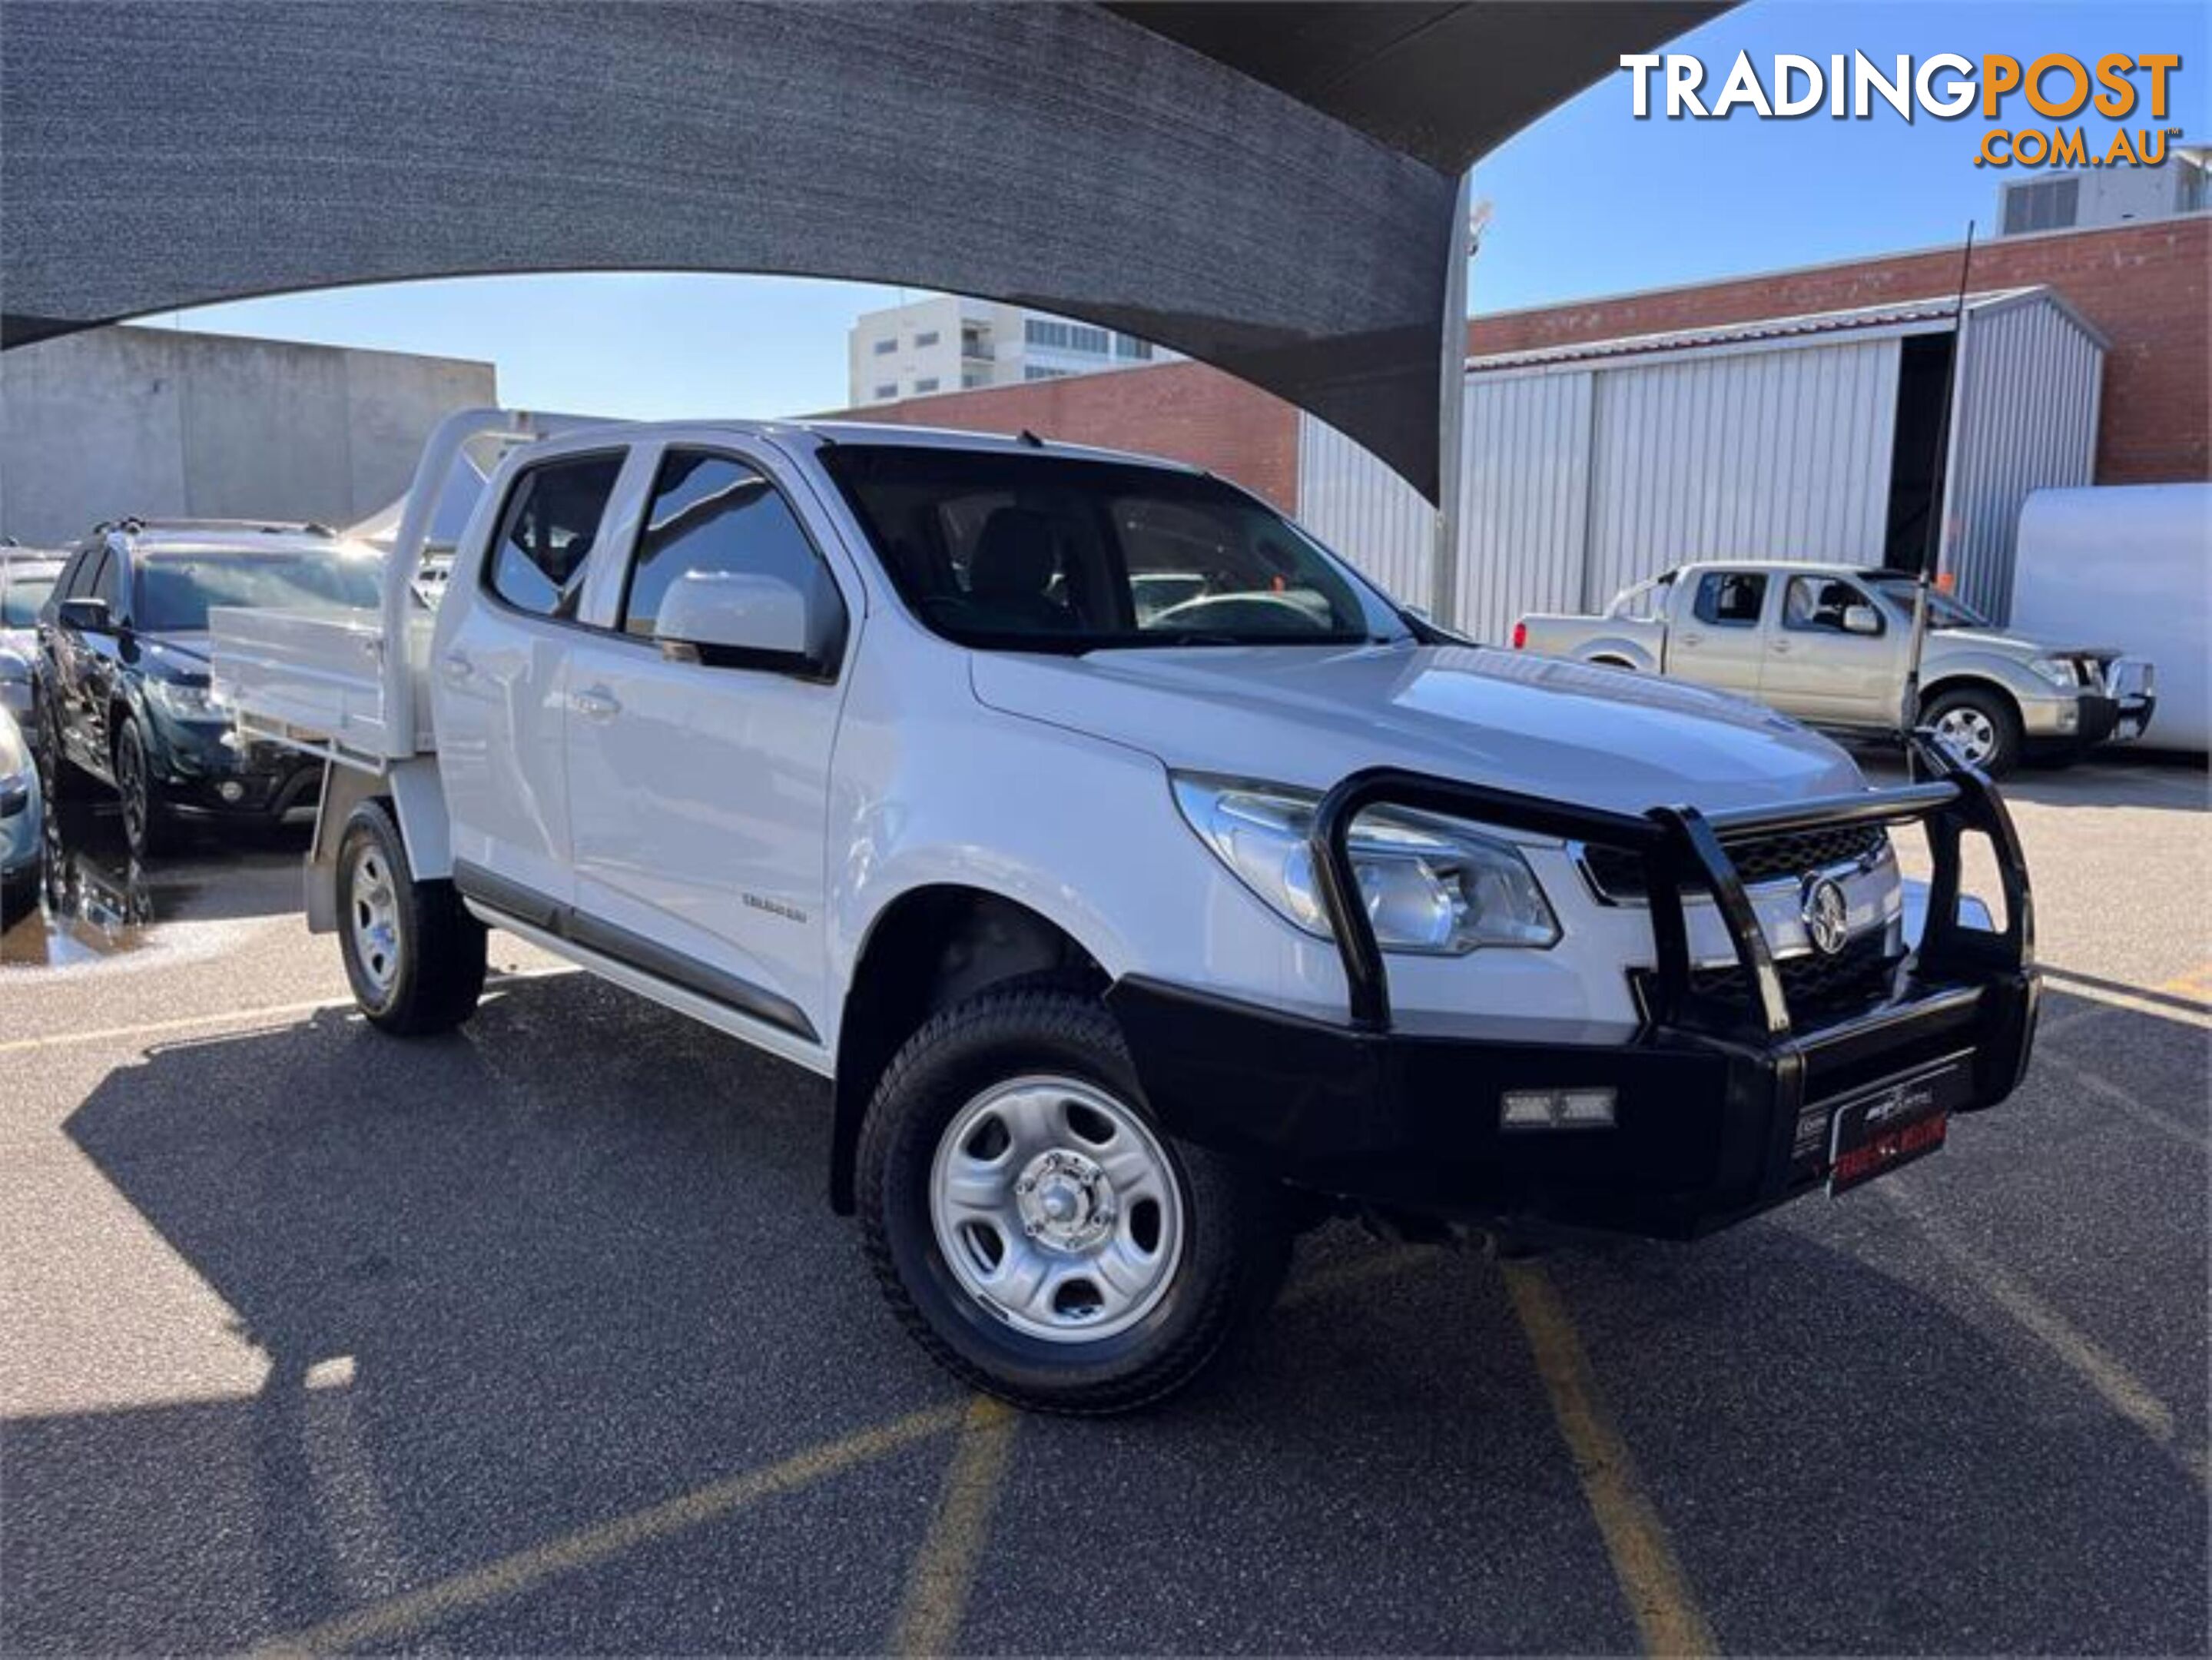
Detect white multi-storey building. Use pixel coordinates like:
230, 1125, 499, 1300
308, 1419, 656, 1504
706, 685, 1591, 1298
847, 296, 1178, 407
1995, 144, 2209, 237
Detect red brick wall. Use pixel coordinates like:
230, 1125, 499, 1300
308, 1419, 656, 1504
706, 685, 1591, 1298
1468, 217, 2210, 486
838, 217, 2207, 497
838, 359, 1302, 512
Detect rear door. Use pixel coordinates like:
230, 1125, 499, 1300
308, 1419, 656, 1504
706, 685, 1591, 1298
559, 440, 857, 1041
1664, 569, 1770, 696
434, 445, 638, 911
1760, 573, 1903, 725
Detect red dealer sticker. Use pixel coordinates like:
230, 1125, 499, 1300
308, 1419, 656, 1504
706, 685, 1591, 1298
1825, 1057, 1973, 1197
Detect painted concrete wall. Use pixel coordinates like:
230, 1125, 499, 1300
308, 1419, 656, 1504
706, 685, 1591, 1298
0, 326, 495, 546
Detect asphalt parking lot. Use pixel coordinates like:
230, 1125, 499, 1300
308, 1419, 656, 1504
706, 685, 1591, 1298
2, 757, 2205, 1655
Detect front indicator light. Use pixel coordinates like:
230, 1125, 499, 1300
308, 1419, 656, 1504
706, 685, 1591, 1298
1501, 1087, 1617, 1131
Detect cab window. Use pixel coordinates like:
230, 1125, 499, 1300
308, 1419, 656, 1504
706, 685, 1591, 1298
486, 453, 625, 621
1783, 576, 1882, 635
1692, 570, 1766, 628
619, 450, 846, 671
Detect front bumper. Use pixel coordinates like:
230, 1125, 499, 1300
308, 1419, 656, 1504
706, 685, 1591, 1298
149, 717, 322, 819
1110, 737, 2037, 1240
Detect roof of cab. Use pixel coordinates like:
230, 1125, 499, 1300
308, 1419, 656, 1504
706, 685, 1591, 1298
529, 416, 1207, 477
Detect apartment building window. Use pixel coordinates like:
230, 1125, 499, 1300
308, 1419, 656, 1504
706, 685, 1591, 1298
1024, 318, 1111, 354
962, 371, 985, 389
2001, 176, 2079, 235
1114, 335, 1154, 360
1023, 365, 1073, 382
914, 330, 940, 348
914, 377, 940, 393
872, 337, 897, 356
874, 383, 897, 400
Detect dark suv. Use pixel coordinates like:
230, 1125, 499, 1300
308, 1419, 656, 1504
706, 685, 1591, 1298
35, 521, 380, 855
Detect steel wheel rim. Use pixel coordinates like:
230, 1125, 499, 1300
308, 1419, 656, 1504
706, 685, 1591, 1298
348, 842, 403, 995
930, 1074, 1186, 1344
1934, 706, 1996, 765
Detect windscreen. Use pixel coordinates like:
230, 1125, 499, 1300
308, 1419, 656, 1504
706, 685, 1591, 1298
134, 549, 383, 632
1872, 579, 1988, 631
821, 445, 1395, 652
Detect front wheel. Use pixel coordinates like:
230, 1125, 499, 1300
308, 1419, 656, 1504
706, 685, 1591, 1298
114, 719, 180, 858
1923, 686, 2021, 777
858, 984, 1289, 1414
337, 798, 486, 1034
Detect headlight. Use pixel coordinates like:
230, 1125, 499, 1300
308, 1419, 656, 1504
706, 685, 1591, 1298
2028, 656, 2078, 690
1171, 774, 1560, 954
146, 678, 219, 720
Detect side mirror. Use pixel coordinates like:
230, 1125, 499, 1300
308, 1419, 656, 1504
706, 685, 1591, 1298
58, 596, 111, 634
1842, 604, 1882, 636
654, 569, 831, 677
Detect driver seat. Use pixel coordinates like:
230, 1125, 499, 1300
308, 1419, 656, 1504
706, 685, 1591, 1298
967, 508, 1076, 632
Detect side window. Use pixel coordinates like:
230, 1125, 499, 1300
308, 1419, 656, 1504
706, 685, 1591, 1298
91, 549, 126, 617
58, 549, 96, 600
1693, 571, 1766, 628
487, 453, 624, 621
621, 450, 848, 671
1783, 576, 1881, 635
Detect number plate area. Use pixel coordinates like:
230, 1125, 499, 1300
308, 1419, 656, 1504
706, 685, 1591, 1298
1816, 1054, 1977, 1197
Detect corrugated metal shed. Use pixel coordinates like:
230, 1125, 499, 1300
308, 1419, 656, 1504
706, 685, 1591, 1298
1296, 286, 2105, 635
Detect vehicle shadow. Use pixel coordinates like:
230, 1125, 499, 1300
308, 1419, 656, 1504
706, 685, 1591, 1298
5, 980, 2204, 1652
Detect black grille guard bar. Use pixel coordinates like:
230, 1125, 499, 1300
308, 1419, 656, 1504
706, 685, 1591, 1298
1309, 732, 2035, 1038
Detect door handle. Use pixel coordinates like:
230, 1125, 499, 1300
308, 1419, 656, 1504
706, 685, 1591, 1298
572, 686, 622, 721
1678, 632, 1705, 648
1769, 639, 1791, 654
439, 652, 475, 683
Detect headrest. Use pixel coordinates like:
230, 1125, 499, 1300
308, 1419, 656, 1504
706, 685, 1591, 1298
970, 508, 1060, 599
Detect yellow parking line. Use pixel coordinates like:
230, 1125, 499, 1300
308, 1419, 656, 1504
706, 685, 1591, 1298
1880, 1188, 2207, 1491
0, 995, 354, 1057
2037, 1049, 2206, 1150
254, 1402, 966, 1655
0, 968, 574, 1057
1504, 1261, 1717, 1658
891, 1396, 1020, 1656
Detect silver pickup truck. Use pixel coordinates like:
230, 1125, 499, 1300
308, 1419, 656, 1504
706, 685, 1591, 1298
1515, 562, 2156, 775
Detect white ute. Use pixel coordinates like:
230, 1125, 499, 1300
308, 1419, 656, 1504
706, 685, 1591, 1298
216, 409, 2039, 1413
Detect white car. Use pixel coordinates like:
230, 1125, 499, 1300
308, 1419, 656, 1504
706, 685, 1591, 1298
214, 410, 2038, 1413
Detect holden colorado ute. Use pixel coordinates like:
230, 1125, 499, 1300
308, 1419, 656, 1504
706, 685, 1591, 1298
214, 410, 2038, 1413
1514, 561, 2155, 776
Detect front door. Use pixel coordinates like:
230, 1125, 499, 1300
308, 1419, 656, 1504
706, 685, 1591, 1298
1760, 573, 1903, 725
1667, 569, 1771, 696
433, 447, 632, 908
561, 443, 855, 1041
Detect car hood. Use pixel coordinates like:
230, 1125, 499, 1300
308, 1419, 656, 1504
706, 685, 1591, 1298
131, 629, 214, 679
1931, 628, 2120, 661
970, 642, 1868, 814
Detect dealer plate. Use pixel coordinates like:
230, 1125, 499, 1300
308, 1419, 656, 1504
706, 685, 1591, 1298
1826, 1056, 1975, 1197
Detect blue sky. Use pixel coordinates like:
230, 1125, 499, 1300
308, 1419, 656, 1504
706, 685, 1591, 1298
151, 0, 2206, 418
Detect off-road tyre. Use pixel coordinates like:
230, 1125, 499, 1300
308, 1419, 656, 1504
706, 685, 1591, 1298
337, 798, 486, 1034
858, 982, 1291, 1415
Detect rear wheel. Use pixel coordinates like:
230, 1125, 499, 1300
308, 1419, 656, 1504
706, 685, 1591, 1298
337, 798, 486, 1034
1923, 686, 2021, 777
32, 699, 90, 804
859, 984, 1289, 1414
